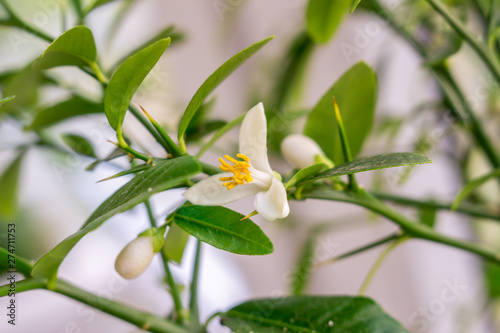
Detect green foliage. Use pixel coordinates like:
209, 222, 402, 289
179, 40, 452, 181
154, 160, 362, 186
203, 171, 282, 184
0, 95, 15, 104
486, 262, 500, 298
306, 0, 351, 43
32, 26, 96, 70
303, 153, 432, 182
31, 156, 201, 279
221, 296, 408, 332
170, 205, 273, 255
86, 0, 120, 12
97, 162, 151, 182
452, 169, 500, 210
104, 38, 171, 131
350, 0, 364, 13
285, 163, 328, 189
62, 134, 96, 158
304, 62, 377, 165
163, 223, 190, 264
30, 96, 103, 130
290, 232, 317, 295
0, 247, 32, 276
177, 36, 274, 149
419, 205, 437, 228
0, 67, 50, 115
0, 153, 25, 219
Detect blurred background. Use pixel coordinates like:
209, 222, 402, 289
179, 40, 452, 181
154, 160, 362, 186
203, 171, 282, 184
0, 0, 499, 332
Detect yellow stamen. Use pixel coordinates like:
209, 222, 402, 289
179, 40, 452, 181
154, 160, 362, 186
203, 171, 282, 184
218, 153, 253, 190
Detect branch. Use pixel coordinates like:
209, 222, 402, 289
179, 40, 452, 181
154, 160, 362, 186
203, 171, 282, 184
303, 187, 500, 263
373, 191, 500, 222
0, 249, 189, 333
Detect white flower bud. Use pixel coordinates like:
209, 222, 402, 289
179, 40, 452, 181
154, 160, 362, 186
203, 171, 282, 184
115, 236, 155, 279
281, 134, 327, 169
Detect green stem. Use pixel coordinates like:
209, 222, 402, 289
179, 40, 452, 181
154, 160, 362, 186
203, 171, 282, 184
71, 0, 84, 20
315, 232, 403, 268
0, 0, 54, 43
0, 278, 46, 295
54, 280, 189, 333
129, 105, 172, 153
116, 127, 151, 162
486, 0, 497, 40
373, 191, 500, 221
162, 255, 186, 324
432, 64, 500, 169
368, 0, 500, 171
424, 0, 500, 84
0, 251, 189, 333
304, 187, 500, 263
144, 201, 186, 324
89, 62, 109, 85
333, 98, 359, 190
199, 161, 222, 176
189, 239, 202, 326
0, 247, 33, 276
358, 236, 409, 295
140, 106, 184, 157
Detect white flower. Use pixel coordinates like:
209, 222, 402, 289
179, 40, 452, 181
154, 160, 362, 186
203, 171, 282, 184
115, 236, 155, 279
183, 103, 290, 221
281, 134, 329, 169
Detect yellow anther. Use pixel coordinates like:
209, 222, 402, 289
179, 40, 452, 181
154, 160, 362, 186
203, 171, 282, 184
236, 153, 250, 162
218, 153, 253, 190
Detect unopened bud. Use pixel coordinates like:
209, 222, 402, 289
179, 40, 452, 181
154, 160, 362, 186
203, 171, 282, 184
281, 134, 331, 169
115, 236, 155, 279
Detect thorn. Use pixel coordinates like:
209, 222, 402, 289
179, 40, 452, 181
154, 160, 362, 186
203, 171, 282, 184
241, 210, 258, 221
140, 105, 154, 122
107, 140, 120, 147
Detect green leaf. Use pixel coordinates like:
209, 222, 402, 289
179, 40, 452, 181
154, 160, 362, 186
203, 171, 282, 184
186, 120, 226, 143
303, 153, 432, 182
31, 155, 201, 279
85, 0, 121, 12
486, 262, 500, 298
163, 223, 190, 264
304, 62, 377, 165
177, 36, 274, 149
97, 162, 151, 182
104, 38, 170, 131
290, 232, 317, 295
0, 67, 50, 115
419, 205, 437, 228
221, 296, 408, 332
350, 0, 363, 13
451, 169, 500, 210
30, 96, 103, 130
32, 26, 96, 70
171, 205, 273, 255
0, 247, 32, 276
62, 134, 96, 158
0, 153, 25, 219
306, 0, 351, 43
0, 95, 15, 104
285, 163, 328, 189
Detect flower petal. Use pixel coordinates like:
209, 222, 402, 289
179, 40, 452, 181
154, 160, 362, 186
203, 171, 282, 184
254, 176, 290, 221
183, 173, 261, 205
239, 103, 273, 174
